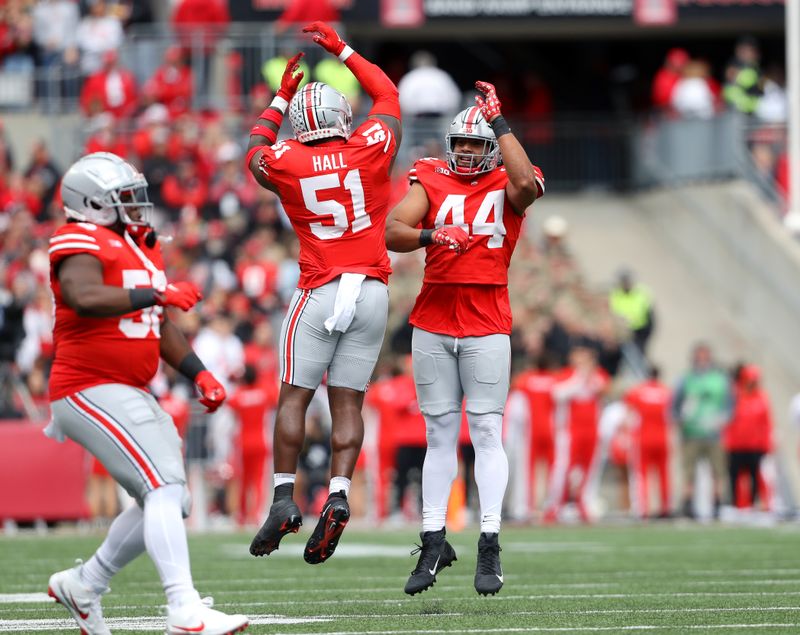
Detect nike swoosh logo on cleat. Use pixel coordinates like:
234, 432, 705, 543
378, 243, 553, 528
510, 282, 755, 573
496, 574, 504, 583
171, 623, 205, 633
429, 555, 440, 576
68, 593, 89, 620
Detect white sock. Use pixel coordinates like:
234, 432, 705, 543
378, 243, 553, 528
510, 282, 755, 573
421, 411, 461, 533
81, 504, 145, 593
329, 476, 351, 497
274, 473, 296, 487
468, 412, 508, 534
143, 484, 199, 608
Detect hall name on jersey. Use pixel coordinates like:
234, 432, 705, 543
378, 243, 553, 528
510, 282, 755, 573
312, 153, 348, 172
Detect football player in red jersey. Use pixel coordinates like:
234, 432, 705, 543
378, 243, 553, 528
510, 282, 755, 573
386, 82, 544, 596
246, 21, 402, 564
624, 365, 672, 518
45, 152, 248, 635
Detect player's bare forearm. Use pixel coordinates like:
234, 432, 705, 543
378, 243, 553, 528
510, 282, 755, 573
385, 183, 429, 252
499, 133, 540, 214
159, 317, 195, 370
385, 218, 424, 252
59, 253, 139, 317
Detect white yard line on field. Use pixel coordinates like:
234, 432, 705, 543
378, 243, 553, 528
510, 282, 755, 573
0, 614, 331, 632
272, 625, 800, 635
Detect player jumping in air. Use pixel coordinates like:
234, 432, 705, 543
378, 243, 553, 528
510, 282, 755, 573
246, 21, 402, 565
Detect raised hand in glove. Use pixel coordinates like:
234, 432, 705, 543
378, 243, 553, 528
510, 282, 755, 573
155, 282, 202, 311
302, 21, 346, 57
195, 370, 226, 413
277, 52, 305, 101
432, 226, 470, 255
474, 80, 503, 122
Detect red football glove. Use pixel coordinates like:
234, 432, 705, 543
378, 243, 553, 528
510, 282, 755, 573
277, 52, 305, 101
432, 226, 470, 255
474, 81, 502, 122
302, 21, 346, 57
195, 370, 226, 413
154, 281, 202, 311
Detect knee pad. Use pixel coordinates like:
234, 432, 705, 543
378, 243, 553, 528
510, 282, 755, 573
467, 412, 503, 451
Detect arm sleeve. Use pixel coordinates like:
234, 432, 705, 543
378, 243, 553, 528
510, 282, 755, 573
344, 52, 401, 120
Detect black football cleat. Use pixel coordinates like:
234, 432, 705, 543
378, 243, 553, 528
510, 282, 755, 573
404, 528, 457, 595
249, 498, 303, 556
474, 532, 503, 596
303, 491, 350, 564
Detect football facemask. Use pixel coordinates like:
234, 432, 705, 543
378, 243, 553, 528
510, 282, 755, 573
445, 106, 500, 176
61, 152, 154, 230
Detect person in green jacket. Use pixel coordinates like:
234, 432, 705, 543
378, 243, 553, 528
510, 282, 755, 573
671, 342, 732, 519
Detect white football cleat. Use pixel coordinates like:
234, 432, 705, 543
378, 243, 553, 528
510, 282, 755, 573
166, 597, 248, 635
48, 561, 111, 635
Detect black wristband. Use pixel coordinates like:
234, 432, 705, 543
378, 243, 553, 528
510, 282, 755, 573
177, 352, 207, 382
129, 288, 157, 311
490, 115, 512, 138
419, 228, 434, 246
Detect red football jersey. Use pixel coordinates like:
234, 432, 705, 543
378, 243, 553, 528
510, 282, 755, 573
258, 119, 397, 289
407, 158, 542, 337
514, 369, 557, 445
49, 222, 166, 401
554, 366, 610, 443
367, 374, 427, 448
624, 380, 671, 450
229, 385, 274, 454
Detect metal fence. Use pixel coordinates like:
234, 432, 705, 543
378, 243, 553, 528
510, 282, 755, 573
0, 22, 780, 196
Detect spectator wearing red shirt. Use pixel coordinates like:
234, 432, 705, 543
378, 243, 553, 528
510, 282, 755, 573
275, 0, 340, 34
229, 365, 277, 526
83, 112, 129, 158
143, 45, 193, 118
624, 365, 672, 518
79, 50, 137, 119
209, 141, 258, 218
545, 342, 609, 522
366, 356, 428, 521
512, 358, 558, 515
171, 0, 229, 98
652, 48, 689, 111
724, 364, 773, 509
161, 154, 209, 218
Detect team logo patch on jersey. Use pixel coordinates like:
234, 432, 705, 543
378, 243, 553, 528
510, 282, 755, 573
435, 167, 451, 176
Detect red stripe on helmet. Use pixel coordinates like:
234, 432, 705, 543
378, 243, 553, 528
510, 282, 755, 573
304, 84, 318, 132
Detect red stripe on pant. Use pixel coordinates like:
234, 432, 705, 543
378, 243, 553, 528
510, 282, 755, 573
72, 393, 163, 489
283, 290, 311, 384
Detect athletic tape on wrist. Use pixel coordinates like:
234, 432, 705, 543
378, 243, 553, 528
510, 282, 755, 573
129, 288, 157, 310
178, 352, 207, 382
338, 45, 354, 62
271, 95, 289, 113
490, 115, 512, 138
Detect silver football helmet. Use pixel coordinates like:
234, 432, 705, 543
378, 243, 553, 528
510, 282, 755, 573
288, 82, 352, 143
445, 106, 500, 175
61, 152, 153, 229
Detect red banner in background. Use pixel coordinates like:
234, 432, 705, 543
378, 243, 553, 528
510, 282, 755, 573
381, 0, 425, 27
634, 0, 677, 25
0, 422, 90, 522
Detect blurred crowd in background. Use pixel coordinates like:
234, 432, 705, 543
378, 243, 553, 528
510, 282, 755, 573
0, 0, 792, 529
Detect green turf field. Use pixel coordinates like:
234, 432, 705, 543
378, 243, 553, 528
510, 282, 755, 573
2, 523, 800, 634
